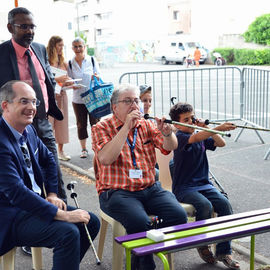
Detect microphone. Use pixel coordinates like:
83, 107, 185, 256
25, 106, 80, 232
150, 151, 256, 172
144, 114, 172, 124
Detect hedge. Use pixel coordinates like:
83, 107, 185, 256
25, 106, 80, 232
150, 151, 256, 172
212, 48, 270, 65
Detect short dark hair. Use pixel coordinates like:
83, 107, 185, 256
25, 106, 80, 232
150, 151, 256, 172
8, 7, 33, 24
169, 102, 194, 121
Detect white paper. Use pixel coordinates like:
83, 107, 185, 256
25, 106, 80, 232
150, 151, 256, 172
50, 66, 67, 77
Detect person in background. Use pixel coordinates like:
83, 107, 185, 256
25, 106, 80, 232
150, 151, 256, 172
194, 46, 201, 67
47, 36, 72, 161
139, 84, 160, 181
0, 80, 100, 269
139, 84, 152, 114
169, 102, 239, 269
0, 8, 67, 255
92, 83, 187, 270
67, 37, 100, 159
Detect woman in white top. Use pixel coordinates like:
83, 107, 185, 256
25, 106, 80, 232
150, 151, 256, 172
67, 37, 101, 158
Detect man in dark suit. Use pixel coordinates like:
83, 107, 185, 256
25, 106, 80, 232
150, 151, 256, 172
0, 7, 67, 227
0, 80, 100, 269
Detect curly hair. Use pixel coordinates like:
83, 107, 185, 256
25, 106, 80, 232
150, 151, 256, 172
169, 102, 194, 121
46, 36, 64, 67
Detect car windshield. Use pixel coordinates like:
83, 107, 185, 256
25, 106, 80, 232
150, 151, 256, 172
185, 42, 200, 48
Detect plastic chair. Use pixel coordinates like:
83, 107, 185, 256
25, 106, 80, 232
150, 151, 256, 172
155, 149, 196, 217
0, 247, 42, 270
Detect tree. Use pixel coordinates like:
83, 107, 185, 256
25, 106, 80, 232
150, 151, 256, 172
243, 13, 270, 46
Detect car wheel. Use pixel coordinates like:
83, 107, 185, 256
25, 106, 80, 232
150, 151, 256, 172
161, 57, 168, 65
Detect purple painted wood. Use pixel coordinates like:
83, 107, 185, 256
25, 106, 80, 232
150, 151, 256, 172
133, 220, 270, 256
115, 208, 270, 244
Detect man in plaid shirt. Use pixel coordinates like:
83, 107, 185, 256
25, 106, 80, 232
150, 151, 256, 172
92, 83, 187, 270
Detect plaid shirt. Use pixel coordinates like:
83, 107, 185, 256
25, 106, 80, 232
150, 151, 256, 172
92, 114, 170, 195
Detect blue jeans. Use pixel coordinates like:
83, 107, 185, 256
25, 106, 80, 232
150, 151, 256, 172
99, 181, 187, 269
181, 188, 233, 256
13, 206, 100, 270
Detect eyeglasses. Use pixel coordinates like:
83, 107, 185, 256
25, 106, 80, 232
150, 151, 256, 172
72, 45, 84, 49
13, 23, 36, 30
20, 145, 31, 168
9, 98, 40, 107
118, 98, 140, 106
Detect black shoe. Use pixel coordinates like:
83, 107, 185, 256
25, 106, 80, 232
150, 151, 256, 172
21, 246, 32, 256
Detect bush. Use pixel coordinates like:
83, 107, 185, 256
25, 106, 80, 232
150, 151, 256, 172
212, 48, 234, 63
212, 48, 270, 65
87, 47, 95, 56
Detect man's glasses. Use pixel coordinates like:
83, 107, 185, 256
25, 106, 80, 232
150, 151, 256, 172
13, 23, 36, 30
118, 98, 140, 106
9, 98, 40, 107
20, 146, 31, 168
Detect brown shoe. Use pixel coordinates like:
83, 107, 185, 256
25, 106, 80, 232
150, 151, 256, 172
197, 246, 217, 264
217, 254, 240, 269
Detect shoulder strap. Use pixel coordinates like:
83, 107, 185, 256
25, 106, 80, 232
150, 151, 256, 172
91, 56, 95, 69
68, 60, 72, 70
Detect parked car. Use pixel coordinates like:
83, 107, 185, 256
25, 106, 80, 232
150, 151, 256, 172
155, 39, 208, 65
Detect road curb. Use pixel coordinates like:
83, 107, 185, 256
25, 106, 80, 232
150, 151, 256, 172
60, 160, 270, 267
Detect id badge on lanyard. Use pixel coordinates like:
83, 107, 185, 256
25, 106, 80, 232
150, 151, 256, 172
126, 128, 142, 179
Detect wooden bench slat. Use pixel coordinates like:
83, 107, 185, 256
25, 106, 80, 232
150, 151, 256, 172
133, 220, 270, 256
115, 207, 270, 244
122, 213, 270, 250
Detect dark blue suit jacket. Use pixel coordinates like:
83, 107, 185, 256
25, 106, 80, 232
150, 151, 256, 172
0, 117, 58, 255
0, 40, 63, 121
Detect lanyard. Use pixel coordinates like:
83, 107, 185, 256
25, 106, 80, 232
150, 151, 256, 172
126, 128, 138, 169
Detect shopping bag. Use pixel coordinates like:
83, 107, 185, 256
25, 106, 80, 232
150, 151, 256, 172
80, 76, 113, 118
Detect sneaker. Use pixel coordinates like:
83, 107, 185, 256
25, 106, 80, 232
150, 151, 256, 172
80, 149, 88, 158
21, 246, 32, 256
58, 152, 71, 161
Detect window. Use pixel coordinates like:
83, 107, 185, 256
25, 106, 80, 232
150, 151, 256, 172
173, 11, 179, 20
171, 42, 176, 47
96, 29, 102, 36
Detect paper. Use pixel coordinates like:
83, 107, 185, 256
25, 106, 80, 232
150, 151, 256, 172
50, 66, 67, 77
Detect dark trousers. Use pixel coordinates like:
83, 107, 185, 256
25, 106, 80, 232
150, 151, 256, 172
181, 188, 233, 256
72, 103, 99, 141
32, 118, 67, 202
100, 181, 187, 270
13, 206, 100, 270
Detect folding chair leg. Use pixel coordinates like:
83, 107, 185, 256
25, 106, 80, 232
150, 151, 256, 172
1, 247, 16, 270
31, 247, 42, 270
97, 218, 109, 260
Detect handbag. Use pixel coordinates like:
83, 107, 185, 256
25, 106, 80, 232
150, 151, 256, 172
80, 76, 113, 118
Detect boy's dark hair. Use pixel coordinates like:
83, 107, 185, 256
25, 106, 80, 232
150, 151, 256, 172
169, 102, 193, 121
8, 7, 32, 24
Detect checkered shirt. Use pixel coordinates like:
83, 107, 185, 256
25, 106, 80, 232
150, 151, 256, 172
92, 115, 170, 195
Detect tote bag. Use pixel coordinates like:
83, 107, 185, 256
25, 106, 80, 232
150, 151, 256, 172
80, 76, 113, 118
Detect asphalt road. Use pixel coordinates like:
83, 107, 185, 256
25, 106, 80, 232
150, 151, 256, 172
59, 62, 270, 266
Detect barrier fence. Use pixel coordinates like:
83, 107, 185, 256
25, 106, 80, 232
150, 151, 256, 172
119, 67, 270, 160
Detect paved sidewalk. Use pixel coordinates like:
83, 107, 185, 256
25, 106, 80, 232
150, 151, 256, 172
11, 167, 266, 270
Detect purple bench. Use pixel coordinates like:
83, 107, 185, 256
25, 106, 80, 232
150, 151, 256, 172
115, 208, 270, 270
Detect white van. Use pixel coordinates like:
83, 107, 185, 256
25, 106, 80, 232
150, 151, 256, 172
155, 39, 208, 65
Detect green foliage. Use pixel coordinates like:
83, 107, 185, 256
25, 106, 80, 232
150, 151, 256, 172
212, 47, 270, 65
243, 14, 270, 45
74, 31, 87, 44
87, 47, 95, 56
212, 48, 234, 63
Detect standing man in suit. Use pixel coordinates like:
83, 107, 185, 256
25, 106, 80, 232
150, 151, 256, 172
0, 7, 67, 218
0, 80, 100, 269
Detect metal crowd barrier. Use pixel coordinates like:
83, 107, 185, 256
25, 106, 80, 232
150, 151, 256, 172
119, 66, 270, 160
